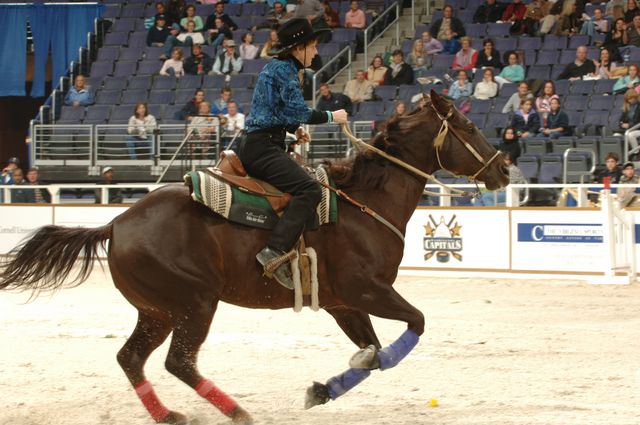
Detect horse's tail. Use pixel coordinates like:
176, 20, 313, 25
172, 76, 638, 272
0, 223, 113, 298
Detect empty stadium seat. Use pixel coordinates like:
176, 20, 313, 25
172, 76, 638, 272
120, 89, 148, 105
538, 154, 563, 183
103, 76, 127, 91
57, 106, 85, 124
84, 105, 112, 124
177, 75, 203, 90
551, 137, 574, 154
147, 90, 174, 105
95, 90, 121, 105
517, 155, 539, 182
374, 85, 397, 101
152, 76, 177, 90
128, 75, 152, 90
522, 139, 548, 156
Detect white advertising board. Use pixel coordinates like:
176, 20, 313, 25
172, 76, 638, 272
511, 209, 604, 273
53, 206, 128, 228
400, 208, 510, 271
0, 206, 53, 254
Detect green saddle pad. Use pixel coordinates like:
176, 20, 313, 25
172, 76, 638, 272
185, 168, 337, 230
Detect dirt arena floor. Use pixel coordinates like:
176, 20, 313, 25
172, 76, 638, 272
1, 270, 639, 425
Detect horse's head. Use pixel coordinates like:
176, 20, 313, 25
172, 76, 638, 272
424, 90, 510, 190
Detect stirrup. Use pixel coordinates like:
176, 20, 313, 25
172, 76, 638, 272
262, 249, 297, 278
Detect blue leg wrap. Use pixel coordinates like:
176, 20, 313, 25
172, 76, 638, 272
326, 368, 371, 400
376, 329, 420, 371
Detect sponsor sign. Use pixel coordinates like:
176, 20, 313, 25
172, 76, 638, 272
0, 206, 53, 254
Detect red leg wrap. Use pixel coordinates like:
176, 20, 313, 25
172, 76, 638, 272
134, 380, 170, 422
195, 379, 238, 415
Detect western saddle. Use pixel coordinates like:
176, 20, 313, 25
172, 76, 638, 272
207, 150, 292, 212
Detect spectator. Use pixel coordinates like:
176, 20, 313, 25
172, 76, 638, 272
473, 0, 504, 23
188, 101, 217, 157
597, 152, 622, 183
502, 81, 534, 113
594, 47, 619, 79
184, 44, 214, 75
367, 55, 388, 86
421, 31, 443, 55
580, 7, 609, 36
618, 89, 640, 155
147, 14, 171, 47
204, 3, 238, 35
613, 63, 640, 93
166, 0, 187, 24
558, 46, 596, 80
9, 168, 33, 204
212, 39, 243, 75
211, 87, 233, 116
441, 28, 461, 55
476, 38, 502, 69
448, 70, 472, 100
538, 0, 562, 35
605, 0, 626, 21
495, 51, 525, 87
511, 98, 540, 138
255, 1, 290, 30
145, 2, 174, 29
502, 0, 527, 35
603, 18, 628, 61
452, 36, 478, 71
625, 0, 640, 23
127, 103, 157, 160
475, 152, 527, 205
345, 0, 366, 29
536, 80, 560, 114
207, 16, 233, 50
1, 157, 19, 185
239, 32, 259, 60
627, 14, 640, 46
540, 97, 569, 138
393, 100, 407, 116
261, 29, 279, 58
498, 126, 521, 161
384, 49, 414, 86
25, 167, 50, 203
430, 5, 466, 39
617, 162, 639, 207
473, 68, 498, 99
176, 89, 206, 120
64, 75, 94, 107
344, 70, 374, 103
293, 0, 326, 28
180, 4, 204, 31
169, 20, 206, 57
95, 167, 123, 204
317, 83, 353, 115
222, 101, 245, 147
322, 0, 340, 28
555, 0, 581, 36
522, 0, 551, 36
408, 39, 429, 76
160, 47, 185, 77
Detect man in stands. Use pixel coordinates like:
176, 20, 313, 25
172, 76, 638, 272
222, 101, 245, 147
294, 0, 329, 41
95, 167, 123, 204
1, 157, 19, 186
501, 0, 526, 34
344, 70, 373, 103
212, 39, 243, 76
540, 97, 569, 139
184, 44, 214, 75
255, 1, 290, 30
628, 15, 640, 46
617, 162, 640, 207
473, 0, 504, 23
317, 83, 353, 116
162, 20, 205, 60
25, 167, 50, 203
146, 14, 171, 48
64, 75, 94, 108
204, 3, 238, 40
597, 152, 622, 183
9, 168, 34, 204
384, 49, 414, 86
145, 2, 175, 29
429, 5, 466, 39
345, 0, 366, 29
211, 87, 234, 116
558, 46, 596, 80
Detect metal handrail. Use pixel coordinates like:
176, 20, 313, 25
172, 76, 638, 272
562, 147, 597, 184
312, 45, 352, 107
624, 121, 640, 161
363, 1, 400, 69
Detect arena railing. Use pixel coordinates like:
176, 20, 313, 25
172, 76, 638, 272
363, 1, 400, 70
30, 124, 93, 166
312, 45, 352, 107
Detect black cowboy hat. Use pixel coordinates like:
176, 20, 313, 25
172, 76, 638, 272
269, 18, 330, 55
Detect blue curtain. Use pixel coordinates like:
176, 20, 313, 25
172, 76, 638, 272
30, 3, 104, 98
0, 5, 29, 96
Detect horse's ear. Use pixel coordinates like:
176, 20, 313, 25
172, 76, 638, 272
429, 89, 451, 118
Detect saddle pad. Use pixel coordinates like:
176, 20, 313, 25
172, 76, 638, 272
185, 168, 337, 230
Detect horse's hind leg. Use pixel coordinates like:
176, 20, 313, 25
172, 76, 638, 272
117, 311, 185, 424
164, 300, 254, 425
325, 306, 382, 349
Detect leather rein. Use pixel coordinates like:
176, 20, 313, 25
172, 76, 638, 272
317, 102, 502, 244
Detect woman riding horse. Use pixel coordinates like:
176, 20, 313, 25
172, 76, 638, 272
239, 18, 348, 290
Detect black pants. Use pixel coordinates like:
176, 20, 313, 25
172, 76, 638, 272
237, 129, 322, 252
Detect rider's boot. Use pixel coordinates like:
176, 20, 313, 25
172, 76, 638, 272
256, 246, 294, 290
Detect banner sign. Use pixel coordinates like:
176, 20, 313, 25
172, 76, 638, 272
0, 206, 53, 254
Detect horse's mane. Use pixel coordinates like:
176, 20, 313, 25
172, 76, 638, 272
325, 107, 428, 190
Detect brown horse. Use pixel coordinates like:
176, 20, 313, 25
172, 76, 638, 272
0, 91, 509, 424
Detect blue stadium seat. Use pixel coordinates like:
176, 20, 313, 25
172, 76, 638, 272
196, 4, 216, 16
471, 99, 492, 114
565, 110, 584, 132
466, 113, 485, 128
595, 79, 616, 94
225, 3, 242, 15
565, 153, 590, 183
563, 94, 587, 111
97, 46, 119, 62
231, 90, 253, 104
134, 19, 147, 32
90, 61, 114, 78
550, 64, 565, 80
500, 84, 518, 98
128, 31, 148, 48
109, 106, 134, 123
177, 75, 203, 90
253, 30, 271, 44
527, 65, 550, 81
120, 47, 142, 61
486, 23, 511, 38
203, 74, 226, 88
432, 54, 454, 69
228, 74, 255, 89
147, 90, 175, 105
494, 38, 517, 53
137, 60, 161, 76
373, 85, 397, 101
538, 154, 563, 183
113, 18, 136, 33
542, 35, 568, 50
95, 90, 122, 105
147, 104, 164, 120
355, 101, 385, 120
114, 61, 138, 77
103, 76, 128, 91
175, 89, 196, 104
465, 23, 487, 38
242, 59, 268, 74
522, 139, 548, 156
590, 95, 615, 111
120, 89, 149, 105
163, 105, 185, 123
398, 85, 421, 103
551, 137, 574, 154
127, 75, 152, 90
120, 4, 145, 18
152, 76, 177, 90
576, 138, 599, 159
517, 155, 539, 181
84, 105, 112, 124
536, 50, 559, 66
554, 79, 570, 96
101, 4, 121, 19
485, 113, 509, 137
568, 35, 589, 49
518, 37, 542, 51
243, 2, 267, 15
57, 106, 85, 124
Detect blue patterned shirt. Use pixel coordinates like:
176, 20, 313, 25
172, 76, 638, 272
246, 58, 321, 133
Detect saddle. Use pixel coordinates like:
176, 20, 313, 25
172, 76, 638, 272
207, 150, 292, 213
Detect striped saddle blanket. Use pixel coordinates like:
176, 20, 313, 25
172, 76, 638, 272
184, 167, 337, 230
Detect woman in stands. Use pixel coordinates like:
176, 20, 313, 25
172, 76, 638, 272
535, 80, 559, 114
408, 39, 429, 77
176, 88, 205, 121
260, 29, 279, 59
448, 70, 473, 100
394, 100, 407, 116
473, 68, 498, 100
499, 126, 521, 162
495, 51, 525, 88
159, 47, 185, 77
451, 36, 478, 71
594, 47, 619, 79
556, 0, 582, 35
475, 38, 502, 70
625, 0, 640, 23
239, 32, 259, 60
180, 4, 204, 31
366, 55, 388, 86
238, 19, 348, 289
603, 18, 628, 62
511, 98, 540, 138
618, 89, 640, 157
502, 81, 534, 114
613, 63, 640, 93
127, 103, 157, 160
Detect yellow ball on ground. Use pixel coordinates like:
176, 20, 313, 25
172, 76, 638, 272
429, 398, 439, 407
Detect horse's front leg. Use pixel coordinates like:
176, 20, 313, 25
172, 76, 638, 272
306, 283, 424, 408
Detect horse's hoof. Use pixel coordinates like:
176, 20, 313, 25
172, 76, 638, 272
229, 406, 254, 425
349, 344, 380, 369
159, 410, 188, 425
304, 381, 330, 410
